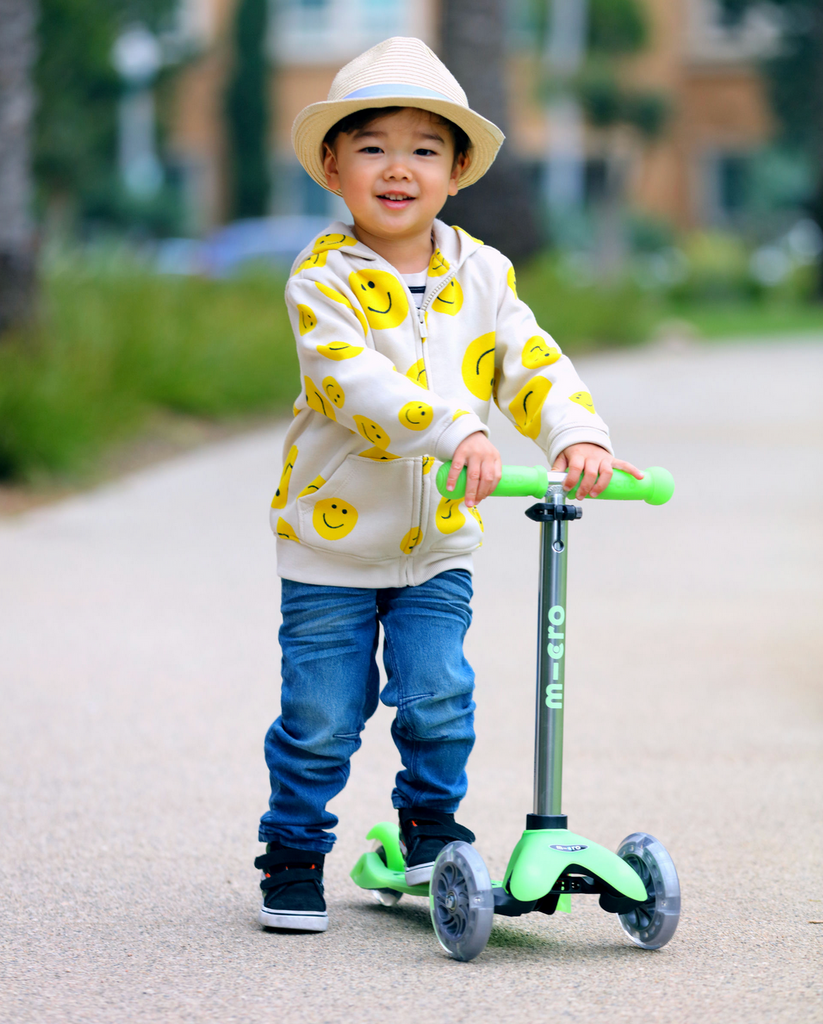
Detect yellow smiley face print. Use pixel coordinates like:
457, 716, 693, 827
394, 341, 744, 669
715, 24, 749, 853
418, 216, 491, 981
405, 358, 428, 389
507, 265, 517, 298
294, 250, 328, 273
276, 517, 300, 542
509, 376, 552, 440
436, 497, 466, 534
316, 340, 364, 361
358, 447, 400, 461
315, 282, 368, 336
353, 414, 390, 449
298, 475, 325, 497
428, 249, 450, 277
398, 401, 433, 431
297, 305, 317, 335
271, 445, 298, 509
313, 498, 358, 540
431, 278, 463, 316
521, 336, 561, 369
569, 391, 596, 414
294, 234, 358, 274
468, 505, 484, 532
400, 527, 423, 554
305, 376, 336, 421
453, 225, 484, 245
461, 333, 496, 401
349, 270, 409, 330
422, 455, 434, 475
313, 233, 357, 252
322, 376, 345, 408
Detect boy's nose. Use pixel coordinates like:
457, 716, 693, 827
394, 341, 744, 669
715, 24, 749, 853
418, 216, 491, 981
384, 160, 412, 181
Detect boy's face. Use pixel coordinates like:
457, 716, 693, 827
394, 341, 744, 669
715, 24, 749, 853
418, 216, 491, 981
323, 108, 467, 247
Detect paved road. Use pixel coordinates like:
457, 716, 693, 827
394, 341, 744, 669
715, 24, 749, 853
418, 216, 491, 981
1, 339, 821, 1023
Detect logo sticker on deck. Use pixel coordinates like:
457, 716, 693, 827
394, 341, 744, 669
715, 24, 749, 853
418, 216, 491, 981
550, 844, 588, 852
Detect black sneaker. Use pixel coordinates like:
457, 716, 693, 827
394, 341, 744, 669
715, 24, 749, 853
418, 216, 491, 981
398, 808, 476, 886
254, 843, 328, 932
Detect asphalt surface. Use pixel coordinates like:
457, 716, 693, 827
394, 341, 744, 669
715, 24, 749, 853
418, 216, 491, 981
1, 338, 821, 1023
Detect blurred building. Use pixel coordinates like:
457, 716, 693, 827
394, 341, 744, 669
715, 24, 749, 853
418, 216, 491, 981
166, 0, 775, 235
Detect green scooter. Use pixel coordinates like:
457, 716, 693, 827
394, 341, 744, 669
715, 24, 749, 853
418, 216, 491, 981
350, 462, 680, 961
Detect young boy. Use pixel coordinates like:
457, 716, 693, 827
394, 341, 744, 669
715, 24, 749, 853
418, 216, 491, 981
256, 36, 641, 932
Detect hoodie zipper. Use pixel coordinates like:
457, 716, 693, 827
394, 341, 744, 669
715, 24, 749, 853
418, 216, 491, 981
406, 270, 458, 583
413, 271, 456, 357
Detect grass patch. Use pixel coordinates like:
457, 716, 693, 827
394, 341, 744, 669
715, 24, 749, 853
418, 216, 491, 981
0, 268, 298, 481
661, 300, 823, 339
515, 256, 654, 350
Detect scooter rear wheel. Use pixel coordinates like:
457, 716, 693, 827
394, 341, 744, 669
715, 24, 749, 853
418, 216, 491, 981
616, 832, 680, 949
429, 842, 494, 962
372, 843, 403, 907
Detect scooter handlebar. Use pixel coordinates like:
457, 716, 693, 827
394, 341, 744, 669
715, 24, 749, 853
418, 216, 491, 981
435, 463, 674, 505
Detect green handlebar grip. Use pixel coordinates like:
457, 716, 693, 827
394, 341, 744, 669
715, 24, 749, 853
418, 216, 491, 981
565, 466, 675, 505
436, 463, 549, 500
436, 462, 675, 505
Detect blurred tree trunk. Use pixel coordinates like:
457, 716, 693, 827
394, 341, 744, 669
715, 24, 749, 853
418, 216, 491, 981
0, 0, 38, 337
438, 0, 543, 262
224, 0, 270, 220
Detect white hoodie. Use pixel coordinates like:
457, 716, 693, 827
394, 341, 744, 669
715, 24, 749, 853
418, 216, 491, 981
271, 219, 612, 588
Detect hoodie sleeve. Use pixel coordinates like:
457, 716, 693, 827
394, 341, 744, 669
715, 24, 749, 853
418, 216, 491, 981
286, 270, 489, 462
493, 261, 613, 464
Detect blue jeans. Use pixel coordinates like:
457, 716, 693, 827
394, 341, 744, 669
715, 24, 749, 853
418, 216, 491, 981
258, 569, 476, 853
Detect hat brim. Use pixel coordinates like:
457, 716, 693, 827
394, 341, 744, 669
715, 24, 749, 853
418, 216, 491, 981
292, 96, 505, 194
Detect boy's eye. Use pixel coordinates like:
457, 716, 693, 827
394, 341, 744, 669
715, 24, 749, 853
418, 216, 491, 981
414, 149, 438, 157
359, 146, 383, 154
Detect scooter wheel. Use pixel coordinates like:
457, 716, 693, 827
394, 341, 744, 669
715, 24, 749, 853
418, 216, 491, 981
372, 843, 403, 907
429, 841, 494, 962
616, 832, 681, 949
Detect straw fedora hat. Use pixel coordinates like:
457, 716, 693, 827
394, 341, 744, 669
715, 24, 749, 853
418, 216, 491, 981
292, 36, 505, 194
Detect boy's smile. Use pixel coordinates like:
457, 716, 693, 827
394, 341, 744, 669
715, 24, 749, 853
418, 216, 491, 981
323, 108, 468, 273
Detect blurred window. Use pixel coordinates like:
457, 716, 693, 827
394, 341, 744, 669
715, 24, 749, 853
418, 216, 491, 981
275, 0, 405, 63
704, 151, 751, 223
584, 158, 610, 206
719, 156, 749, 214
687, 0, 780, 63
274, 160, 336, 218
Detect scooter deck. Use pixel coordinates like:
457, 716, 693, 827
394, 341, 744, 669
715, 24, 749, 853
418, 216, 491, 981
350, 822, 647, 908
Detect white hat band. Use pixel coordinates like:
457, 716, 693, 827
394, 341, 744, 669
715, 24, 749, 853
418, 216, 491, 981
342, 84, 455, 102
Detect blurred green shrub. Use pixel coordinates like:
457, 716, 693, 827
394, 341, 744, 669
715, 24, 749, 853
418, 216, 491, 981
515, 254, 653, 349
668, 231, 754, 302
661, 229, 819, 304
0, 266, 297, 481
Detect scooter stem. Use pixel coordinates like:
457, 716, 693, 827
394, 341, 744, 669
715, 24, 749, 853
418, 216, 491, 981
532, 486, 572, 821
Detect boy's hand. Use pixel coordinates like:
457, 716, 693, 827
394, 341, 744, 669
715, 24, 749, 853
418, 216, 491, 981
552, 443, 643, 499
447, 432, 502, 508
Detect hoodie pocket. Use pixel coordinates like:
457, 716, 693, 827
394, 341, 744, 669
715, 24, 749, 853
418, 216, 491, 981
296, 454, 420, 562
425, 483, 484, 556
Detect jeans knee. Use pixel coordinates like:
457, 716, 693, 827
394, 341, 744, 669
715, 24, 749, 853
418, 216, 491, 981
394, 688, 475, 743
265, 715, 362, 769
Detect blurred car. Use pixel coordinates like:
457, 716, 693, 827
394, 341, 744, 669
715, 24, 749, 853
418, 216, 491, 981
155, 215, 332, 277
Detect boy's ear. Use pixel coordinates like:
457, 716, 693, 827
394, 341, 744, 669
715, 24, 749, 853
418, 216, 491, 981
323, 142, 341, 191
448, 152, 470, 196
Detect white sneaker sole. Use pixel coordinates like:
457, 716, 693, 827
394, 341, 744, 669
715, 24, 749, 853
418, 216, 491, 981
404, 861, 435, 886
259, 906, 329, 932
